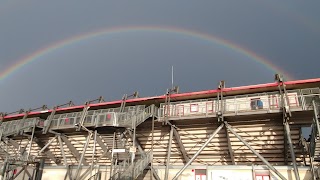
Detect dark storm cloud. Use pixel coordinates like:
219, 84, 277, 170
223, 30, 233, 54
0, 0, 319, 113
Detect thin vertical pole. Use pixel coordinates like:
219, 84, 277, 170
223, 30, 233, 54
151, 114, 155, 180
164, 126, 173, 180
171, 66, 174, 89
27, 125, 36, 160
58, 136, 68, 167
110, 132, 116, 179
91, 130, 97, 178
74, 133, 91, 180
0, 161, 7, 180
284, 122, 300, 180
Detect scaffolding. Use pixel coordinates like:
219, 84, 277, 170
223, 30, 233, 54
0, 75, 320, 180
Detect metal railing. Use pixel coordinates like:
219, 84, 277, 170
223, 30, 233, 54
159, 88, 320, 120
119, 151, 153, 179
0, 118, 43, 136
48, 105, 146, 130
117, 105, 157, 128
310, 103, 320, 158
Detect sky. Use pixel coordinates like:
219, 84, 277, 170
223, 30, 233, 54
0, 1, 319, 113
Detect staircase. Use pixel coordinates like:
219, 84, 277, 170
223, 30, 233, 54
118, 151, 153, 180
109, 105, 158, 179
310, 101, 320, 161
118, 105, 158, 128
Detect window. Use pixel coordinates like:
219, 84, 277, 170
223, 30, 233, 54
177, 105, 184, 116
190, 104, 199, 112
250, 98, 263, 110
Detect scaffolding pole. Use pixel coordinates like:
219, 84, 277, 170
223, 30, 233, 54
172, 123, 224, 180
74, 133, 92, 180
0, 161, 7, 180
151, 115, 155, 180
164, 126, 173, 180
284, 121, 300, 180
225, 122, 287, 180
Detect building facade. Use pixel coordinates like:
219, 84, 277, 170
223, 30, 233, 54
0, 76, 320, 180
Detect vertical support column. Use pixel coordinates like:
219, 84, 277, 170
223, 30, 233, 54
131, 119, 137, 165
164, 126, 173, 180
276, 74, 300, 180
151, 113, 155, 180
172, 123, 224, 180
284, 122, 300, 180
0, 161, 7, 180
110, 132, 116, 179
58, 135, 68, 167
283, 126, 288, 165
43, 107, 56, 134
225, 127, 235, 165
36, 159, 45, 180
312, 100, 320, 138
74, 133, 92, 180
76, 105, 89, 131
217, 81, 225, 122
91, 130, 97, 178
27, 124, 36, 160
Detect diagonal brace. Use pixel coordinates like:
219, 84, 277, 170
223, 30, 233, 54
225, 122, 287, 180
172, 127, 190, 164
60, 136, 89, 166
172, 123, 224, 180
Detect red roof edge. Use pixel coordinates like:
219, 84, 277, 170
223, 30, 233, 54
3, 78, 320, 120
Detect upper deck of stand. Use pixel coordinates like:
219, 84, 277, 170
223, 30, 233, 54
2, 78, 320, 122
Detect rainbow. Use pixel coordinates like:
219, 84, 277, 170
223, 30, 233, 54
0, 26, 294, 81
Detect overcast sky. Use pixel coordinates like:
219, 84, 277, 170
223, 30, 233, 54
0, 1, 319, 113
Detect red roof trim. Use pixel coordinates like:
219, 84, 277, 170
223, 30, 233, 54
3, 78, 320, 120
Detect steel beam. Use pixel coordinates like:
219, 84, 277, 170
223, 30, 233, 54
0, 161, 7, 180
79, 150, 112, 180
90, 130, 97, 178
172, 127, 190, 164
24, 168, 32, 179
7, 139, 25, 155
60, 136, 89, 166
42, 108, 56, 134
283, 126, 288, 165
225, 122, 287, 180
34, 138, 61, 165
74, 133, 92, 180
151, 114, 155, 180
12, 167, 25, 180
150, 167, 161, 180
36, 136, 57, 156
63, 165, 72, 180
76, 106, 89, 131
284, 121, 300, 180
95, 134, 112, 159
26, 125, 36, 161
165, 126, 174, 180
224, 126, 235, 165
172, 123, 224, 180
58, 136, 68, 167
313, 100, 320, 138
36, 159, 45, 180
128, 130, 145, 156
